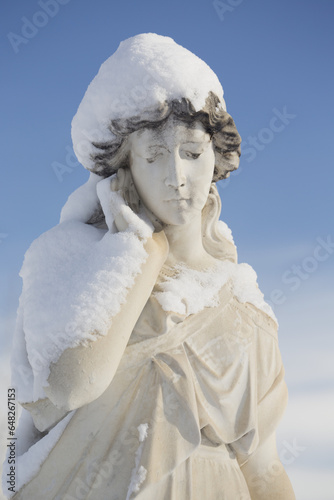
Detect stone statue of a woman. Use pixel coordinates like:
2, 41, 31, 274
5, 33, 295, 499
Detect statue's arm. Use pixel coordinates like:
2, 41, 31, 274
240, 433, 296, 500
43, 230, 168, 412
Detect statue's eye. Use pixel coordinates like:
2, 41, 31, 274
185, 152, 201, 159
146, 152, 164, 164
146, 155, 160, 164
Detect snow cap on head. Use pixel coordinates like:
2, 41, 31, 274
71, 33, 226, 171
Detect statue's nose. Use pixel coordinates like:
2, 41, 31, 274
165, 153, 186, 188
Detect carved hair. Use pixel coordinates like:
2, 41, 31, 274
90, 92, 241, 182
202, 184, 237, 262
87, 92, 240, 262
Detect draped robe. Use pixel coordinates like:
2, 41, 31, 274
12, 278, 287, 500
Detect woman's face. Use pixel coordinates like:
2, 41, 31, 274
128, 116, 215, 226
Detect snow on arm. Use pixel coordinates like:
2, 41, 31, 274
15, 177, 153, 402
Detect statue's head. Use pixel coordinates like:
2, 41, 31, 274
72, 33, 241, 183
71, 33, 241, 260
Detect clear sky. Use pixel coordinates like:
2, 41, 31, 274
1, 1, 334, 498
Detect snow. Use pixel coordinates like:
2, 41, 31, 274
232, 262, 275, 319
154, 260, 276, 322
137, 423, 148, 443
132, 466, 147, 493
10, 297, 34, 404
17, 222, 149, 402
217, 220, 234, 244
126, 424, 149, 499
71, 33, 226, 172
60, 172, 101, 224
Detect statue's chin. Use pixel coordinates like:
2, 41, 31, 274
143, 197, 204, 227
159, 210, 198, 227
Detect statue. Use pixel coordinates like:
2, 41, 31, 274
5, 33, 295, 499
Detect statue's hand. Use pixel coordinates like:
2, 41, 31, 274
112, 168, 164, 232
110, 167, 139, 216
96, 169, 160, 238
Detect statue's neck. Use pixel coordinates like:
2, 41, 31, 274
163, 214, 216, 270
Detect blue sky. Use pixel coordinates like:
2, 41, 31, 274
1, 1, 334, 498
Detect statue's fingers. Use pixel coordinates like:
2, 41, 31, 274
128, 180, 141, 213
116, 167, 125, 187
110, 175, 119, 192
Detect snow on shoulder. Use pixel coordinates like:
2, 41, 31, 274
154, 260, 276, 322
71, 33, 226, 172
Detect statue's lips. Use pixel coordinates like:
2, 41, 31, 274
165, 197, 190, 202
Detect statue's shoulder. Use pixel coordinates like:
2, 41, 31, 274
231, 298, 278, 341
215, 259, 278, 341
